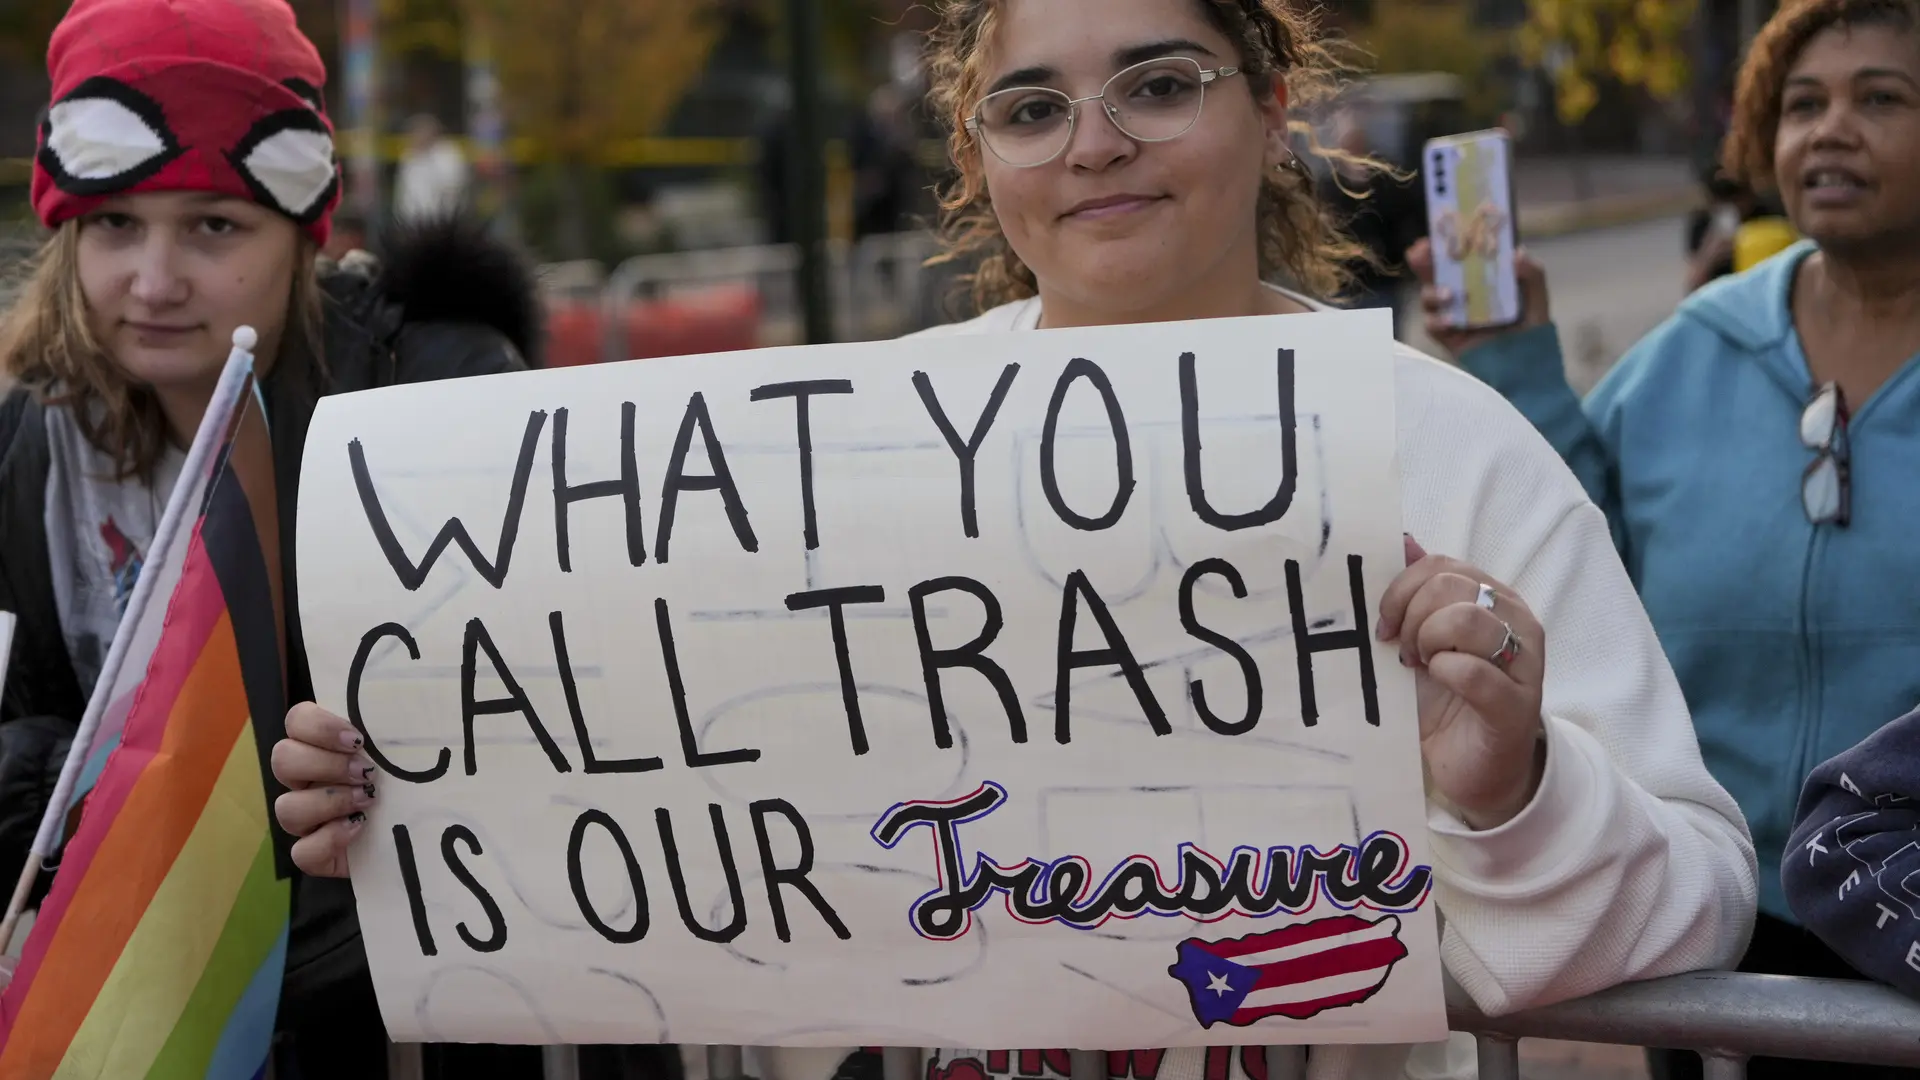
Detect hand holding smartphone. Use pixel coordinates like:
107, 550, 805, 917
1422, 130, 1522, 331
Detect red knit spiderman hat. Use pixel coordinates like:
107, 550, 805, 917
32, 0, 341, 247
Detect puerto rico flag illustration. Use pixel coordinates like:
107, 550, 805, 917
0, 344, 291, 1080
1168, 914, 1409, 1028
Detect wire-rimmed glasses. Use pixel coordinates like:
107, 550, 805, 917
1800, 381, 1851, 527
966, 56, 1242, 169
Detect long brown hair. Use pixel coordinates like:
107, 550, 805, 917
0, 222, 322, 479
924, 0, 1383, 314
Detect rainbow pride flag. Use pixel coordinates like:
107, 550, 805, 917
0, 346, 291, 1080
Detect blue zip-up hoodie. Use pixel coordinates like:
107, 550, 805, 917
1459, 241, 1920, 921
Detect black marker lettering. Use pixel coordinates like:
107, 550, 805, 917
872, 784, 1004, 939
1285, 555, 1381, 726
1056, 570, 1168, 744
551, 611, 663, 774
750, 798, 851, 942
1180, 349, 1298, 530
752, 380, 854, 551
875, 789, 1431, 937
348, 409, 544, 590
552, 403, 646, 572
1352, 832, 1433, 908
393, 823, 437, 956
1040, 358, 1135, 532
786, 586, 887, 755
656, 392, 758, 563
442, 824, 507, 953
461, 617, 573, 775
1178, 559, 1264, 736
347, 623, 450, 783
913, 364, 1020, 539
656, 599, 761, 769
656, 805, 749, 943
908, 577, 1027, 748
568, 808, 650, 943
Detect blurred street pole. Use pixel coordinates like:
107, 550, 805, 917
340, 0, 384, 229
1690, 0, 1725, 179
786, 0, 836, 344
464, 9, 519, 245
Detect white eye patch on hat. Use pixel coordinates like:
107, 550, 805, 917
39, 72, 339, 224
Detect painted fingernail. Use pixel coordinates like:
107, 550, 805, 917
339, 730, 364, 752
363, 783, 377, 801
352, 784, 375, 807
347, 811, 368, 828
1376, 618, 1390, 641
351, 756, 376, 781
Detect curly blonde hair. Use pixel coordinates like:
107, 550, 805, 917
925, 0, 1381, 315
1722, 0, 1919, 192
0, 223, 321, 479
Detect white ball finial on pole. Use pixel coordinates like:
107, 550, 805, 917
232, 325, 259, 353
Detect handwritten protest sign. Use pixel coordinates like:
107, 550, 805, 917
294, 309, 1444, 1050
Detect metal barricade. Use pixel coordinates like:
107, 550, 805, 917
595, 231, 947, 363
1449, 970, 1920, 1077
404, 970, 1920, 1080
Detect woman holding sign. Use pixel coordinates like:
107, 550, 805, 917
277, 0, 1753, 1077
0, 0, 541, 1075
889, 0, 1753, 1076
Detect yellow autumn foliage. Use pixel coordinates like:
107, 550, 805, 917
1519, 0, 1695, 124
378, 0, 722, 162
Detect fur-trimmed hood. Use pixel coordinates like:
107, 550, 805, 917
378, 216, 544, 365
320, 214, 545, 368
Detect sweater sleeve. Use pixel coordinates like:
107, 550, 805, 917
1456, 324, 1628, 556
1402, 359, 1757, 1016
1784, 708, 1920, 998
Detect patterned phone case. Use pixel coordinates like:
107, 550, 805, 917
1422, 130, 1521, 330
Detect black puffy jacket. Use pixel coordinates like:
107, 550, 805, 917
0, 217, 542, 1039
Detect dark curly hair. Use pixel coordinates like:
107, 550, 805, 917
1723, 0, 1920, 191
924, 0, 1382, 315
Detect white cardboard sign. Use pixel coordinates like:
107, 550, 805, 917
294, 309, 1444, 1050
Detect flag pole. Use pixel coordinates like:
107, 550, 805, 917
0, 611, 23, 960
0, 328, 261, 956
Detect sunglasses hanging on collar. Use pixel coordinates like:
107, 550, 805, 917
1800, 381, 1851, 528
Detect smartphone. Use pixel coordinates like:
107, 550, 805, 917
1422, 130, 1522, 331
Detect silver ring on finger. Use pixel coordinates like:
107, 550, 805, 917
1489, 620, 1522, 672
1475, 582, 1497, 612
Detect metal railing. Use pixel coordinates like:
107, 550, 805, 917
386, 971, 1920, 1080
590, 231, 949, 363
1450, 971, 1920, 1077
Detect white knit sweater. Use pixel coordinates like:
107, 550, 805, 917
749, 296, 1756, 1080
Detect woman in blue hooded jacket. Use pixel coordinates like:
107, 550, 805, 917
1411, 1, 1920, 1076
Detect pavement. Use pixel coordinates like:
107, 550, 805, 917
1513, 155, 1700, 241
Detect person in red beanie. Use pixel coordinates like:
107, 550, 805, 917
0, 0, 547, 1075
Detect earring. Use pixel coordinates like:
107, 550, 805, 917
1274, 149, 1311, 183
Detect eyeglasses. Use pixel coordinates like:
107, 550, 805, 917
1800, 381, 1851, 527
966, 56, 1242, 169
